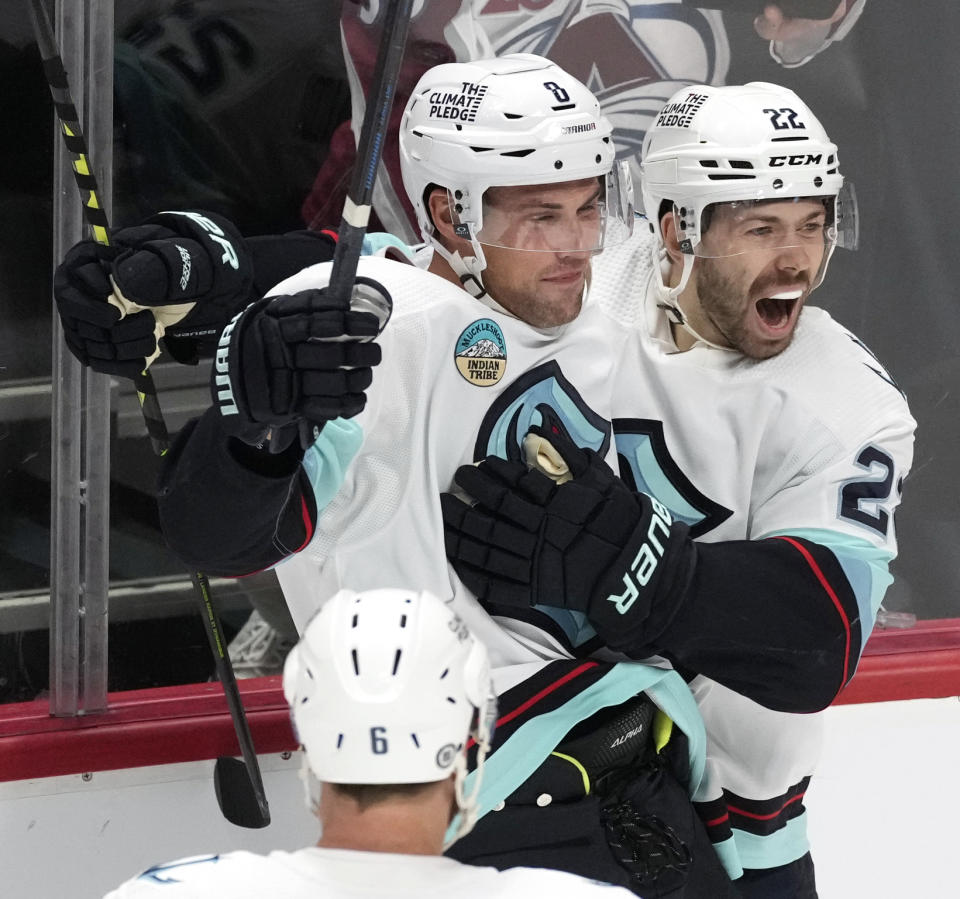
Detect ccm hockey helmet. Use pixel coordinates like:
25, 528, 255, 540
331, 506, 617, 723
399, 54, 633, 293
641, 81, 857, 261
283, 587, 496, 843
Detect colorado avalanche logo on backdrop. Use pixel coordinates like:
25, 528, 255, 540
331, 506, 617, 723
455, 318, 507, 386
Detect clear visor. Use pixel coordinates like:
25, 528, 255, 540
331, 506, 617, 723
454, 160, 634, 254
675, 181, 858, 259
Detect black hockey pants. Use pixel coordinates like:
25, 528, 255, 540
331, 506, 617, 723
448, 698, 742, 899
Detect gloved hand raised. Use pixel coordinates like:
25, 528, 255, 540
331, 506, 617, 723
440, 424, 695, 654
53, 210, 255, 377
212, 278, 387, 447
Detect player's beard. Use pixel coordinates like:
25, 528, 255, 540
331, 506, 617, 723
696, 257, 806, 359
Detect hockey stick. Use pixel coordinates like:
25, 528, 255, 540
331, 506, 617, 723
327, 0, 414, 308
27, 0, 269, 829
294, 0, 414, 447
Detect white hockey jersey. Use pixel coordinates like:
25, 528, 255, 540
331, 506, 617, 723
267, 247, 711, 825
590, 230, 916, 873
272, 251, 627, 666
102, 847, 636, 898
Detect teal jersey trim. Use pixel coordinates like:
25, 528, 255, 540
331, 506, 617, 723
762, 527, 894, 652
530, 606, 597, 646
732, 812, 810, 871
301, 418, 364, 512
361, 232, 414, 258
711, 836, 744, 881
446, 663, 704, 846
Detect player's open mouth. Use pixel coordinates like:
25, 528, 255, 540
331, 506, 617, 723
755, 289, 802, 333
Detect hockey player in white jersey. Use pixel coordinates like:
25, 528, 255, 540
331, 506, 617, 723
48, 58, 899, 898
441, 82, 915, 898
102, 587, 636, 898
146, 56, 742, 896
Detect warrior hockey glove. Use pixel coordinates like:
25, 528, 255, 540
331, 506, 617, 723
212, 279, 386, 446
441, 425, 695, 654
53, 210, 255, 377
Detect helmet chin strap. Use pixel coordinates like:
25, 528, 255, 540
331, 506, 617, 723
652, 247, 730, 351
430, 234, 488, 300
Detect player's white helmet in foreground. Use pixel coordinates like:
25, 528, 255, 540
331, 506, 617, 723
399, 53, 633, 297
641, 81, 858, 323
282, 587, 497, 846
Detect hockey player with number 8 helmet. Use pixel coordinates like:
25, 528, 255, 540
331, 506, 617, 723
399, 53, 633, 315
152, 54, 740, 897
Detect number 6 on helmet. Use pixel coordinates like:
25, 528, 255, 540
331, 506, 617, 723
283, 587, 497, 846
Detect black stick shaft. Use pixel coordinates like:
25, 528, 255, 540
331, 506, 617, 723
327, 0, 414, 303
193, 572, 268, 819
28, 0, 268, 826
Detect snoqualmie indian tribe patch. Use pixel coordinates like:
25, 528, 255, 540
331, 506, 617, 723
455, 319, 507, 386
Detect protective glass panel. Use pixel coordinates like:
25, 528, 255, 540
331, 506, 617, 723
0, 0, 954, 716
0, 13, 55, 703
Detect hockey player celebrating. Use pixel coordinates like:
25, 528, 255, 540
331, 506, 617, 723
102, 587, 636, 898
441, 81, 916, 897
61, 55, 739, 896
51, 60, 909, 897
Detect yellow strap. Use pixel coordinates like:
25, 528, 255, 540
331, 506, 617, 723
549, 751, 591, 795
653, 708, 674, 754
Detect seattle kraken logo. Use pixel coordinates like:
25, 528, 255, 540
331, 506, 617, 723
474, 360, 610, 462
474, 361, 611, 650
614, 419, 732, 538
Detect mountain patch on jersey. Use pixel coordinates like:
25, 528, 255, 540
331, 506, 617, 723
613, 418, 732, 539
428, 82, 488, 122
455, 318, 507, 386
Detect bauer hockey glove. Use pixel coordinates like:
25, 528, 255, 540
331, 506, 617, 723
212, 279, 387, 447
441, 424, 695, 654
54, 210, 255, 377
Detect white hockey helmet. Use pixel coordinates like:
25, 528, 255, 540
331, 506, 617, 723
283, 587, 497, 842
641, 82, 857, 307
399, 53, 633, 294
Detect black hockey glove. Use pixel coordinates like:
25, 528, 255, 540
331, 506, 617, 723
441, 425, 695, 654
212, 278, 387, 446
53, 210, 255, 377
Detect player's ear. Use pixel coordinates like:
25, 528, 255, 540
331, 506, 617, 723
428, 188, 456, 239
660, 211, 684, 265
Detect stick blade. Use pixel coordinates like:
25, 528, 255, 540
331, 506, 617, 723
214, 756, 271, 828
